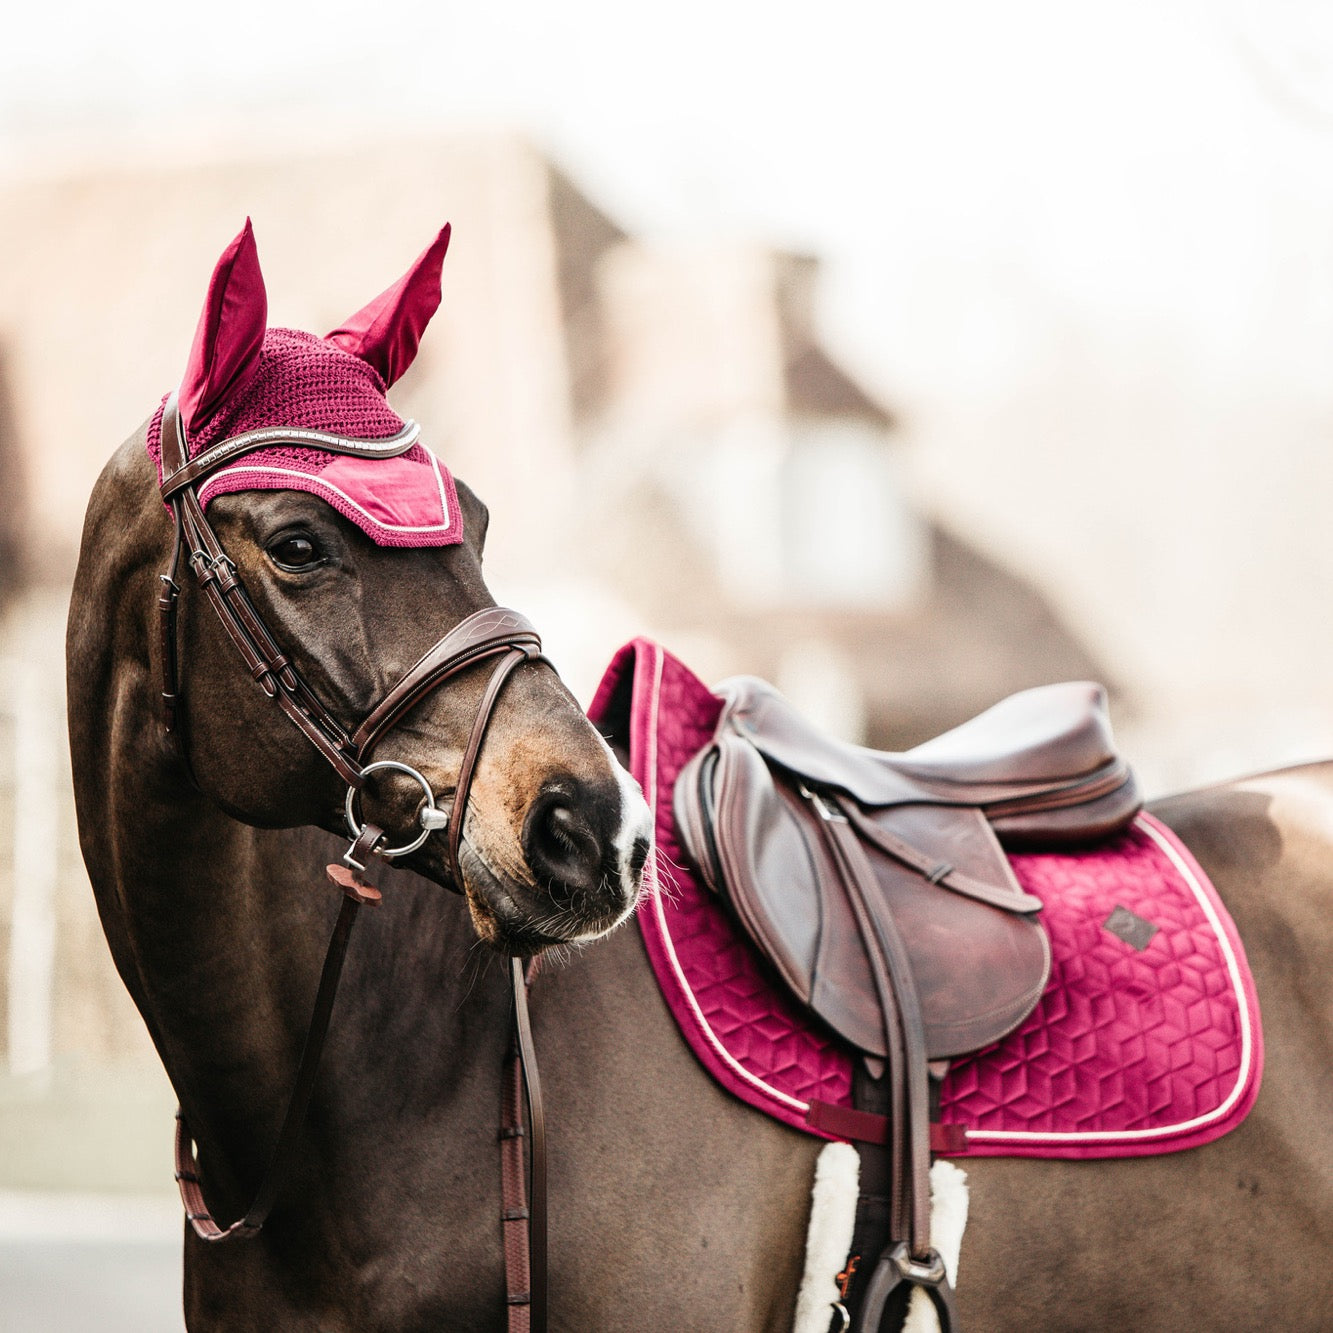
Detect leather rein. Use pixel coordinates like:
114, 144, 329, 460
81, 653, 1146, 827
154, 395, 550, 1331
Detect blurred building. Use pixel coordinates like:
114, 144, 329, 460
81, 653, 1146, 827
0, 131, 1108, 1191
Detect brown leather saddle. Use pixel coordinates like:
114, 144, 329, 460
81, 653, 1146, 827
674, 677, 1141, 1332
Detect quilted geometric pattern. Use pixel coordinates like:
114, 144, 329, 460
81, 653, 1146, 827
588, 640, 1263, 1159
588, 639, 853, 1130
940, 821, 1263, 1157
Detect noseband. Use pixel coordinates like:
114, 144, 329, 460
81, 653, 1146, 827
155, 395, 551, 1329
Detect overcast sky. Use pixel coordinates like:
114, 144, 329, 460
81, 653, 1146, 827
4, 0, 1333, 398
8, 0, 1333, 765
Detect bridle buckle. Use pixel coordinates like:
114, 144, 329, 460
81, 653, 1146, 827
189, 549, 236, 580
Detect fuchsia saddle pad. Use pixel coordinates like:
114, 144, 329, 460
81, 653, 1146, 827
590, 639, 1264, 1159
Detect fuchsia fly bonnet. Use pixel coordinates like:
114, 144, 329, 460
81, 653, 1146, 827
146, 219, 463, 548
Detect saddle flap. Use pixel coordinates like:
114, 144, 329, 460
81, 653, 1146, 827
677, 727, 1052, 1060
823, 805, 1051, 1057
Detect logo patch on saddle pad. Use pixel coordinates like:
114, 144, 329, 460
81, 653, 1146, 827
1103, 903, 1160, 951
590, 640, 1264, 1161
146, 220, 463, 548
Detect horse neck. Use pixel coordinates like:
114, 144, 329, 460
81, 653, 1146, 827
66, 448, 511, 1224
95, 742, 503, 1212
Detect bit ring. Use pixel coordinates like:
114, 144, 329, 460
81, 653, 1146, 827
344, 760, 440, 859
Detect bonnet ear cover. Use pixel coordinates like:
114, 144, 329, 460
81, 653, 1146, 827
326, 224, 451, 388
157, 221, 465, 549
179, 218, 267, 439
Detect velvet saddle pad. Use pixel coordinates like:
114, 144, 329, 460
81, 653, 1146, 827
590, 639, 1264, 1160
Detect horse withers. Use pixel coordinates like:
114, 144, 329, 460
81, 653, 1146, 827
67, 222, 1333, 1331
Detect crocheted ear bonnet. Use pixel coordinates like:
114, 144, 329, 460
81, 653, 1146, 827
147, 220, 462, 547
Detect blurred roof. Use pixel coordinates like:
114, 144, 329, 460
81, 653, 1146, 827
784, 340, 894, 427
0, 130, 898, 583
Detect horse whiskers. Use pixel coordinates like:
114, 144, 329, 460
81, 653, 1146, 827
649, 847, 684, 905
537, 941, 576, 970
454, 937, 496, 1013
522, 886, 622, 950
544, 881, 577, 913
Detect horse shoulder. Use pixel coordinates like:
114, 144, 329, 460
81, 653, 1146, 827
534, 920, 824, 1331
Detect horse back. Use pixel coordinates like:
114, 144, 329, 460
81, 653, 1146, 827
955, 763, 1333, 1330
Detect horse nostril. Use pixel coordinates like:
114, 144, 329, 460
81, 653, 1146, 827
523, 786, 604, 896
628, 836, 649, 882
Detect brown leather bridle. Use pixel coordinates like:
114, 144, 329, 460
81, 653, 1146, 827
155, 395, 550, 1331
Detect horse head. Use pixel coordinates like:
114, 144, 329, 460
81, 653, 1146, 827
121, 220, 652, 954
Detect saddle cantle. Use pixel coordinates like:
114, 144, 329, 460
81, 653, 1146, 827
712, 677, 1139, 840
674, 677, 1141, 1060
672, 674, 1142, 1330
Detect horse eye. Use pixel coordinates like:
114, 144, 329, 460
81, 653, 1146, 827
267, 532, 324, 572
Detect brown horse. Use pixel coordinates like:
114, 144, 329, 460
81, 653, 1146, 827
68, 232, 1333, 1330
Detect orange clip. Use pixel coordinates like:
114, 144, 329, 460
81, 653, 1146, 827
836, 1254, 860, 1298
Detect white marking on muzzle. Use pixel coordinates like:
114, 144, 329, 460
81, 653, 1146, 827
587, 731, 654, 935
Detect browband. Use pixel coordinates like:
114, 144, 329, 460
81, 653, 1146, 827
159, 403, 421, 502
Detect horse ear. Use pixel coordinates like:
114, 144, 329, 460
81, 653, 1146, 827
180, 219, 267, 437
326, 225, 451, 388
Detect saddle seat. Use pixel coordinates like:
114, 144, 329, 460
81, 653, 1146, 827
893, 681, 1116, 785
724, 678, 1138, 848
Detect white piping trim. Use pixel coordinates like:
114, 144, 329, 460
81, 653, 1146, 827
643, 645, 811, 1115
186, 418, 420, 460
197, 455, 454, 534
649, 698, 1254, 1142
